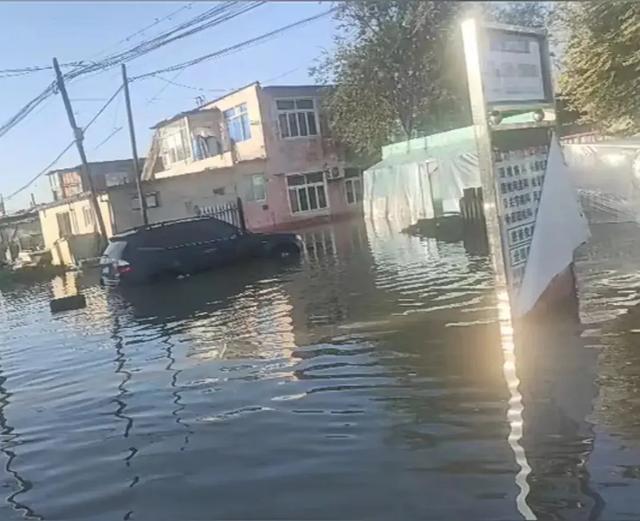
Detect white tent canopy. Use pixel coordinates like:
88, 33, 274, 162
363, 114, 538, 229
363, 115, 590, 317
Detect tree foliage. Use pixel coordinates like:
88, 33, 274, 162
557, 2, 640, 135
313, 1, 553, 157
488, 1, 549, 28
312, 1, 465, 157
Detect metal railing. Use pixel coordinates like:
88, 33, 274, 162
194, 197, 246, 231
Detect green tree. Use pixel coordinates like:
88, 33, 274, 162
314, 1, 553, 158
312, 1, 465, 157
557, 1, 640, 135
487, 1, 549, 28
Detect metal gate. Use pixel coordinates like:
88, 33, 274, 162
193, 197, 246, 231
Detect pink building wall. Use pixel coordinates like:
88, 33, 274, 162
241, 85, 362, 231
145, 82, 362, 232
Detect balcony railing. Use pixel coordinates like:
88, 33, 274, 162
154, 149, 236, 179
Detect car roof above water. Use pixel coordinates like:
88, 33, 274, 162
110, 215, 233, 242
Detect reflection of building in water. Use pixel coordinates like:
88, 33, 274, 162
301, 227, 337, 261
0, 355, 41, 519
122, 267, 304, 364
50, 270, 80, 299
514, 314, 603, 520
285, 218, 384, 343
48, 270, 113, 337
298, 217, 369, 262
185, 285, 298, 362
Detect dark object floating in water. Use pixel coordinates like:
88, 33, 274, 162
404, 215, 464, 243
50, 294, 86, 313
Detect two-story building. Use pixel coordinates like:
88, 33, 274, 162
39, 159, 141, 266
109, 82, 364, 232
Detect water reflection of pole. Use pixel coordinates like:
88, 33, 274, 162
113, 316, 133, 439
0, 365, 42, 519
111, 314, 139, 497
161, 332, 192, 451
516, 315, 605, 519
497, 290, 536, 521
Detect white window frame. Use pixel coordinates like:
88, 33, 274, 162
160, 118, 191, 168
286, 171, 329, 215
276, 98, 319, 140
82, 206, 94, 227
247, 174, 267, 202
224, 103, 251, 143
69, 208, 79, 234
344, 170, 364, 205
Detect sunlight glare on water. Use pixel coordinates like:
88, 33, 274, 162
1, 219, 640, 520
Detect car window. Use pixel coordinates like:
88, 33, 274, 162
139, 219, 239, 248
181, 219, 239, 242
206, 220, 239, 239
139, 226, 182, 248
103, 240, 127, 259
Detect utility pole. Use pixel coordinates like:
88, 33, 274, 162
52, 58, 108, 245
121, 64, 148, 226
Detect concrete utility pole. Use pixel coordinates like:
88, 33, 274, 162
52, 58, 108, 245
121, 63, 148, 226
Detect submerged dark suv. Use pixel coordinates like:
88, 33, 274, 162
100, 216, 302, 286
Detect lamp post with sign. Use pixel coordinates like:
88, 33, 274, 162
460, 20, 592, 520
461, 18, 588, 318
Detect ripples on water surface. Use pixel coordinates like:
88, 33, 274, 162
1, 219, 640, 520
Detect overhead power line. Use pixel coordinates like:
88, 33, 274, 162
0, 2, 195, 77
5, 85, 124, 201
153, 76, 229, 93
148, 63, 308, 103
134, 7, 336, 80
0, 1, 264, 142
5, 141, 76, 201
87, 2, 195, 61
64, 2, 264, 82
0, 61, 86, 77
93, 126, 123, 151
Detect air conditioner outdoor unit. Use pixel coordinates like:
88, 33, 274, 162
324, 167, 343, 181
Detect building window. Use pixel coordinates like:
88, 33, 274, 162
105, 171, 130, 188
82, 206, 93, 227
193, 135, 222, 160
56, 212, 73, 238
246, 174, 266, 202
287, 172, 328, 214
160, 119, 191, 167
224, 103, 251, 143
49, 173, 62, 200
132, 192, 159, 211
61, 172, 83, 198
276, 98, 318, 139
344, 168, 364, 204
69, 209, 79, 234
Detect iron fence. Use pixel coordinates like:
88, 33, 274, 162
194, 197, 246, 231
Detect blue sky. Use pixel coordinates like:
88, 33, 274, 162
0, 1, 336, 212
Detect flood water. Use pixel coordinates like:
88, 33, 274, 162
1, 218, 640, 520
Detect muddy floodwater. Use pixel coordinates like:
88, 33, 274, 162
1, 218, 640, 520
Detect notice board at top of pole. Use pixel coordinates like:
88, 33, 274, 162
461, 18, 590, 317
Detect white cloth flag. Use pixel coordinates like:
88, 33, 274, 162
514, 134, 590, 316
